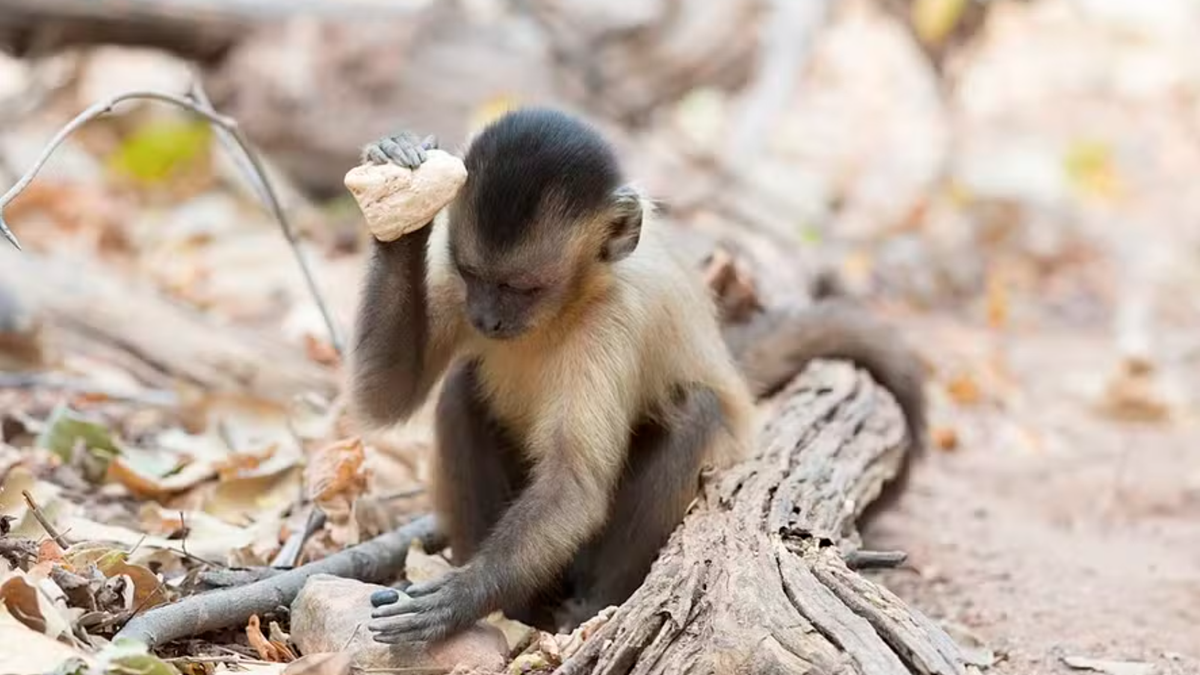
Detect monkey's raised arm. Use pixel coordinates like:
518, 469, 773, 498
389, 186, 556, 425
349, 133, 465, 429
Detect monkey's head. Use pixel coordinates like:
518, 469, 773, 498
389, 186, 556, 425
448, 108, 643, 341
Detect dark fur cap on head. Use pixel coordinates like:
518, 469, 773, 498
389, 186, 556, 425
461, 108, 624, 250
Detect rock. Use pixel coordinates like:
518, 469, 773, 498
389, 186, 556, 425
343, 150, 467, 242
289, 574, 507, 672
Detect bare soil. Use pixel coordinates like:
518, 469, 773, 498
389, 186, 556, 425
865, 321, 1200, 675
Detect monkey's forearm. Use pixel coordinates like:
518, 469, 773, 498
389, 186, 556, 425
368, 459, 614, 643
470, 466, 610, 607
350, 227, 443, 427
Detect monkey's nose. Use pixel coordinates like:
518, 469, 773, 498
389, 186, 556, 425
471, 314, 505, 336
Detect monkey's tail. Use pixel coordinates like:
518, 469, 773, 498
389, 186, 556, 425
723, 299, 928, 455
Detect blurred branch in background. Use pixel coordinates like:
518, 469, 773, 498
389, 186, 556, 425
0, 88, 344, 353
0, 0, 421, 62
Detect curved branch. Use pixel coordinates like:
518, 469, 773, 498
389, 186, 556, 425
0, 89, 344, 354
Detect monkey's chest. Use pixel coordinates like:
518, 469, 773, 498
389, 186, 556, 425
474, 352, 571, 457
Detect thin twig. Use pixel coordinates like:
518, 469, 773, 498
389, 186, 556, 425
164, 655, 272, 666
843, 549, 908, 570
0, 88, 345, 354
173, 510, 227, 570
269, 506, 327, 568
21, 489, 68, 548
189, 74, 273, 210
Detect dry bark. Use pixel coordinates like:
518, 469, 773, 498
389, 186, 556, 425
0, 248, 335, 402
556, 361, 965, 675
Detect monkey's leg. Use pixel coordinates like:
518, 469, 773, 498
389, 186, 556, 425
432, 360, 566, 629
432, 360, 527, 565
561, 385, 722, 630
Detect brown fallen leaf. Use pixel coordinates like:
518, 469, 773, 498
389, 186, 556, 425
216, 444, 280, 481
248, 614, 297, 663
0, 608, 93, 675
1096, 359, 1173, 423
945, 371, 983, 406
95, 557, 169, 611
282, 651, 352, 675
931, 426, 959, 452
0, 571, 73, 638
37, 540, 65, 564
306, 437, 369, 546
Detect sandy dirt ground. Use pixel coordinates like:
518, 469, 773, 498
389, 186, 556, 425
864, 322, 1200, 675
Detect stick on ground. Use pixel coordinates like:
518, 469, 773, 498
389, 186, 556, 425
114, 515, 441, 649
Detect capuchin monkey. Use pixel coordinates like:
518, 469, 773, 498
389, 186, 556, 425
349, 108, 925, 643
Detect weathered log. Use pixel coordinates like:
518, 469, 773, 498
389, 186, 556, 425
557, 361, 965, 675
0, 248, 336, 402
0, 0, 419, 62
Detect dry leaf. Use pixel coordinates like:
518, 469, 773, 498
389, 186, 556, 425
36, 540, 65, 564
1097, 359, 1172, 423
95, 556, 168, 610
0, 572, 73, 638
107, 446, 216, 500
931, 426, 959, 452
247, 614, 297, 663
945, 372, 983, 406
216, 444, 280, 481
306, 437, 369, 546
0, 607, 92, 675
306, 438, 368, 506
205, 458, 302, 526
282, 651, 352, 675
0, 469, 69, 542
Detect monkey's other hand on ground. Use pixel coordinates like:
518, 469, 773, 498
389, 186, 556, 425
345, 132, 465, 242
367, 569, 485, 643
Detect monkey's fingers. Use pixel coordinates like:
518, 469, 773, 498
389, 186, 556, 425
404, 575, 451, 598
369, 605, 466, 644
421, 135, 439, 150
378, 138, 422, 169
362, 145, 389, 165
370, 588, 400, 607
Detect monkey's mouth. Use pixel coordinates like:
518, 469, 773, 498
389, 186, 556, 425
471, 322, 528, 341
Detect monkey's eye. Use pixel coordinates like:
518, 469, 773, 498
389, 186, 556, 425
499, 282, 542, 297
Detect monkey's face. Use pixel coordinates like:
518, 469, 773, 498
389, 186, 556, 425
450, 230, 575, 341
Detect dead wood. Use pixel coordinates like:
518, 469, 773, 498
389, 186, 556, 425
556, 361, 965, 675
113, 515, 440, 649
0, 248, 335, 402
0, 0, 421, 62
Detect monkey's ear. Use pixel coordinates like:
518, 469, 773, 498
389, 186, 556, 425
600, 185, 643, 262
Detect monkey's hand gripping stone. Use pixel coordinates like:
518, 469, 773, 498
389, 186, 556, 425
344, 149, 467, 242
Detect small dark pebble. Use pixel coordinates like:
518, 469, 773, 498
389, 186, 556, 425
370, 588, 400, 607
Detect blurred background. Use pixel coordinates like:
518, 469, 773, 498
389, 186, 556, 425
0, 1, 1197, 673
